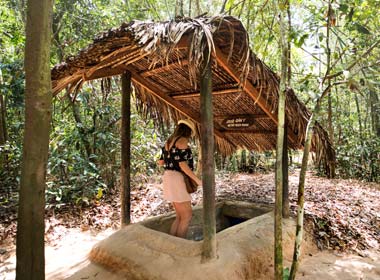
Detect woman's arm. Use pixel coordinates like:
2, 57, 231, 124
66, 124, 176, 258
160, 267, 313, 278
176, 137, 202, 185
157, 159, 164, 166
179, 161, 202, 186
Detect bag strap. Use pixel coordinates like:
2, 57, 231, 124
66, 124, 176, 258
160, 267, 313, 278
167, 136, 181, 151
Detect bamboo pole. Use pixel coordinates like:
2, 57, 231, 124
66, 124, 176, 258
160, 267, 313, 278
120, 71, 132, 226
200, 54, 217, 261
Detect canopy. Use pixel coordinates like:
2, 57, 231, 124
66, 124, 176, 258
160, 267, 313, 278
51, 16, 335, 176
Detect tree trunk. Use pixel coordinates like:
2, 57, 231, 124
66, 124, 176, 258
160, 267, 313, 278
289, 1, 334, 271
0, 93, 6, 145
0, 93, 6, 170
328, 94, 334, 145
200, 53, 216, 262
52, 9, 64, 62
354, 93, 363, 143
281, 3, 291, 219
282, 125, 289, 218
240, 149, 247, 171
220, 0, 228, 13
369, 90, 380, 137
238, 0, 246, 18
120, 71, 132, 226
287, 4, 292, 84
323, 0, 336, 177
195, 0, 201, 16
67, 93, 92, 159
16, 0, 53, 279
275, 0, 290, 278
289, 115, 314, 280
0, 70, 7, 146
196, 137, 202, 177
175, 0, 184, 17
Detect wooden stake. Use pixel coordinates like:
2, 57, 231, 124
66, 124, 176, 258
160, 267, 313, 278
120, 71, 132, 226
200, 54, 217, 261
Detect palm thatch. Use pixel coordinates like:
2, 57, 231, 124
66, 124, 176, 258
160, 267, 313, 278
51, 15, 335, 177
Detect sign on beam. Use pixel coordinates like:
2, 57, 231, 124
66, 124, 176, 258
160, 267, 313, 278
221, 115, 255, 129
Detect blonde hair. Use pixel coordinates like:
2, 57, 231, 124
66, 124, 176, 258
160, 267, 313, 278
165, 123, 192, 151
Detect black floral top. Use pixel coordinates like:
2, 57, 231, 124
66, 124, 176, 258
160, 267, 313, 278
159, 144, 194, 172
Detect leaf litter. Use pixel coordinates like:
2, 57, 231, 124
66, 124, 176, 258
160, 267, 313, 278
1, 170, 379, 259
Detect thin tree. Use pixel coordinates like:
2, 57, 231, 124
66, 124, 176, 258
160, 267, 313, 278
16, 0, 53, 279
275, 0, 290, 278
289, 3, 335, 277
289, 4, 380, 278
0, 73, 7, 169
282, 1, 292, 219
0, 70, 7, 148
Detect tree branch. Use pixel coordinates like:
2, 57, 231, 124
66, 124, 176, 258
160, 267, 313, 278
325, 38, 380, 80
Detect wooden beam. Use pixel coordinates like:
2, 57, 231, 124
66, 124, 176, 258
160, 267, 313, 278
85, 46, 143, 78
140, 59, 189, 78
214, 114, 270, 120
213, 47, 298, 143
127, 67, 237, 149
171, 86, 268, 100
120, 71, 132, 226
84, 66, 127, 81
223, 130, 276, 135
200, 52, 217, 262
171, 87, 240, 99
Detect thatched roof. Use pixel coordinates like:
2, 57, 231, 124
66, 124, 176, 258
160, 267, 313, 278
51, 16, 335, 176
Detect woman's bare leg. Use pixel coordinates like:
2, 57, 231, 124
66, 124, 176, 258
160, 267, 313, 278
170, 203, 180, 236
174, 201, 192, 238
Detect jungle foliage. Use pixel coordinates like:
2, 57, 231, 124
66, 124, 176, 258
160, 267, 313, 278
0, 0, 379, 209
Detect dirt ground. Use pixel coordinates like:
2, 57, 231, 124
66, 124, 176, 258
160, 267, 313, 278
1, 227, 379, 280
297, 250, 380, 280
1, 170, 379, 279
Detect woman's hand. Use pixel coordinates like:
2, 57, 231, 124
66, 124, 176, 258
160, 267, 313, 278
179, 161, 201, 186
195, 178, 202, 187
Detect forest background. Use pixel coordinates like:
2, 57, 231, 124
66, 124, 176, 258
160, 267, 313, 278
0, 0, 379, 228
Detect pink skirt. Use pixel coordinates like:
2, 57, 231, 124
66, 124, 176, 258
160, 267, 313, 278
163, 170, 191, 202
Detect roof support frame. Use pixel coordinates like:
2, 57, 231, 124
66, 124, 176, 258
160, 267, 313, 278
223, 130, 276, 135
171, 87, 239, 99
126, 66, 237, 149
200, 52, 217, 261
140, 59, 190, 78
120, 71, 132, 226
212, 46, 297, 144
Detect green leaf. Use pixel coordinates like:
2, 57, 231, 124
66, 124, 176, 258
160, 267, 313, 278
318, 33, 324, 42
96, 188, 103, 200
283, 267, 290, 280
353, 23, 371, 34
295, 34, 309, 48
339, 4, 349, 13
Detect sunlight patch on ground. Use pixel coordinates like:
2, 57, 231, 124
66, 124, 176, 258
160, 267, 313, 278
0, 228, 115, 280
298, 251, 380, 280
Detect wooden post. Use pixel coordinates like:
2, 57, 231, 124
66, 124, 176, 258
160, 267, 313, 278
282, 125, 289, 218
120, 71, 132, 226
200, 54, 217, 261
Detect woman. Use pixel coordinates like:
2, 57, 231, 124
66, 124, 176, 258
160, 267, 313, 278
158, 119, 202, 238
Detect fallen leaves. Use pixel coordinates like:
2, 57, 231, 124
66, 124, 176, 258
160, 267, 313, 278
1, 170, 379, 255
